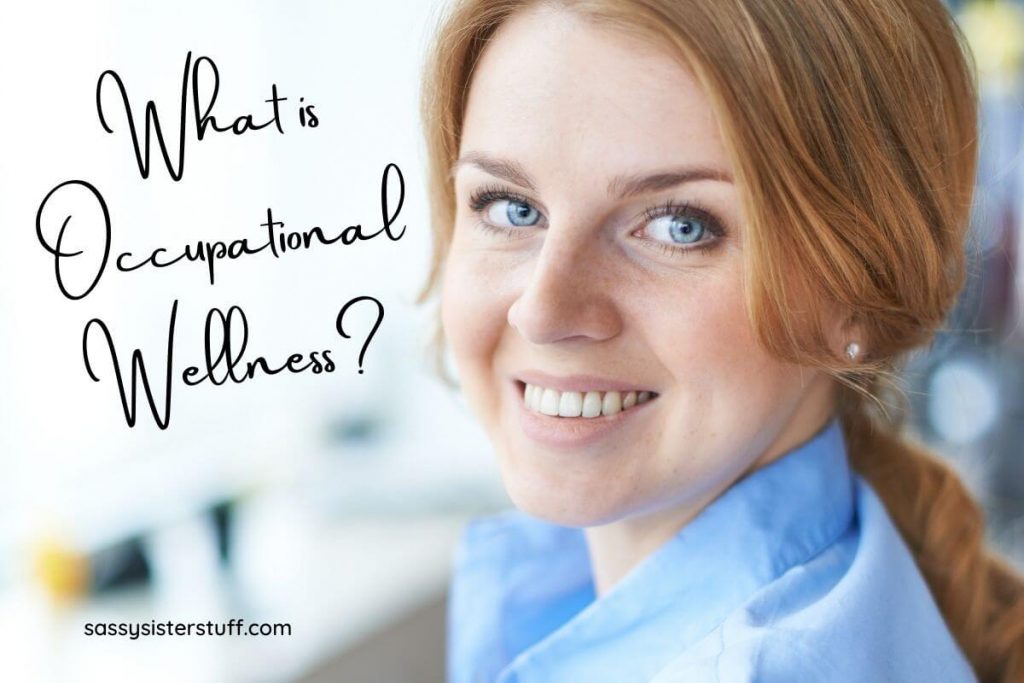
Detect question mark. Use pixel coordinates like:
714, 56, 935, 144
336, 296, 384, 374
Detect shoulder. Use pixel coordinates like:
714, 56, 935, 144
651, 476, 978, 683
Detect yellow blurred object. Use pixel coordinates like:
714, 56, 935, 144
959, 0, 1024, 88
33, 536, 89, 604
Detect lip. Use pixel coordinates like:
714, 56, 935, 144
510, 378, 658, 450
514, 369, 656, 394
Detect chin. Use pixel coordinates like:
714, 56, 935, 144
496, 449, 633, 528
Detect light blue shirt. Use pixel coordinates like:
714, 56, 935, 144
447, 416, 977, 682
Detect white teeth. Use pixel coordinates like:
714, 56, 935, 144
582, 391, 603, 418
540, 388, 561, 416
522, 383, 655, 419
558, 391, 583, 417
601, 391, 622, 416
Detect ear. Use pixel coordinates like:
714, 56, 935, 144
827, 308, 866, 362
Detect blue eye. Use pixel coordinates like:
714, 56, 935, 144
468, 187, 545, 237
647, 215, 706, 245
485, 199, 541, 228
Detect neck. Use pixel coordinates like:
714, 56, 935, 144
583, 496, 710, 596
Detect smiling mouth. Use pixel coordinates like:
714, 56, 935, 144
518, 381, 658, 418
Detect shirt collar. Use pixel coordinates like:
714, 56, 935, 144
448, 416, 855, 683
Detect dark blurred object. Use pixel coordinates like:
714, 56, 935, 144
327, 412, 384, 447
209, 498, 236, 565
91, 536, 152, 592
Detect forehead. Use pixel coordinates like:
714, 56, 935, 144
460, 4, 731, 182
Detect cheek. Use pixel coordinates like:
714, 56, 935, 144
649, 278, 810, 484
623, 271, 802, 510
441, 261, 488, 361
440, 244, 516, 416
645, 269, 786, 410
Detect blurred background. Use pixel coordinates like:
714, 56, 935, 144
0, 1, 1020, 682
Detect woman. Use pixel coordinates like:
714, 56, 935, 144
418, 0, 1024, 681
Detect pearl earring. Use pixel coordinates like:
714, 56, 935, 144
845, 342, 861, 360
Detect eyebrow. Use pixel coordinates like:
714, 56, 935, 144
452, 152, 733, 198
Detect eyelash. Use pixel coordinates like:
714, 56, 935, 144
466, 184, 725, 256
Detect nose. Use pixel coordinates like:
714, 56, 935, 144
507, 228, 623, 345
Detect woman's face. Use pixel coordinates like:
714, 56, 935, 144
442, 5, 837, 527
